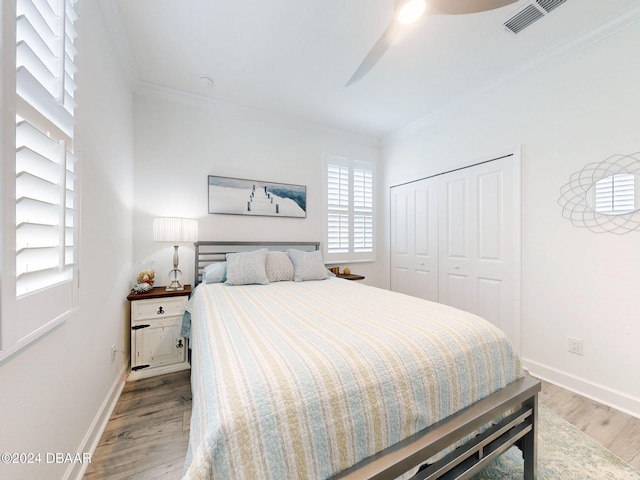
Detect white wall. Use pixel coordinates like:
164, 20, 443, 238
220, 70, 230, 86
132, 88, 382, 287
381, 20, 640, 417
0, 2, 134, 479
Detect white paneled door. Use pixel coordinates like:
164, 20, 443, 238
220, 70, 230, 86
390, 178, 439, 302
391, 153, 520, 350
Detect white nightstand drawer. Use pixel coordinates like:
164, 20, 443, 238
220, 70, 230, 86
131, 295, 187, 321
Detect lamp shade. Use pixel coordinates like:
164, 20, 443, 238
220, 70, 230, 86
153, 217, 198, 243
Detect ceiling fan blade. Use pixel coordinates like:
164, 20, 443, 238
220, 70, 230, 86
427, 0, 518, 15
345, 17, 400, 87
427, 0, 517, 15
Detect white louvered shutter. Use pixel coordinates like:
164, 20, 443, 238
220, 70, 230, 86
594, 174, 635, 215
15, 0, 79, 297
324, 156, 375, 263
353, 164, 373, 253
327, 163, 349, 254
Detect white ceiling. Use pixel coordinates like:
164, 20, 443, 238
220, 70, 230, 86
109, 0, 640, 138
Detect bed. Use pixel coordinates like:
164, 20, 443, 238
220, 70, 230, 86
181, 241, 540, 480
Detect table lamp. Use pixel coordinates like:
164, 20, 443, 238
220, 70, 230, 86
153, 217, 198, 290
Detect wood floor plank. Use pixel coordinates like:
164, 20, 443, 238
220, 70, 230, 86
103, 403, 190, 436
92, 415, 185, 453
608, 417, 640, 470
85, 427, 189, 478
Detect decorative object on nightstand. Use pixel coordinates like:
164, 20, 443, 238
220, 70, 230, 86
132, 262, 155, 293
127, 285, 191, 380
153, 217, 198, 290
136, 262, 155, 286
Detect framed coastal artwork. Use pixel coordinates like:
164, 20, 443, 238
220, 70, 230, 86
208, 175, 307, 218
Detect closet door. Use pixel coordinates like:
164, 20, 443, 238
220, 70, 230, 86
438, 156, 518, 344
390, 153, 520, 349
390, 179, 438, 301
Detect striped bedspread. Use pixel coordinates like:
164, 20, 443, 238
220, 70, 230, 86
182, 277, 523, 479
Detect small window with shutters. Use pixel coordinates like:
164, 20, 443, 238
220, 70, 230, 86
323, 155, 375, 263
593, 174, 635, 215
1, 0, 79, 356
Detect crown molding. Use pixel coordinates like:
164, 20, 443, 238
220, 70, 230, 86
136, 81, 381, 149
385, 2, 640, 144
97, 0, 140, 87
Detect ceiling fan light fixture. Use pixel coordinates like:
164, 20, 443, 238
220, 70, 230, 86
397, 0, 426, 24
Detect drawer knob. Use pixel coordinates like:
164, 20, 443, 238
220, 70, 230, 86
157, 306, 165, 314
176, 339, 184, 349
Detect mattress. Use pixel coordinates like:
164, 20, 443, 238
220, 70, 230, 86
181, 277, 523, 479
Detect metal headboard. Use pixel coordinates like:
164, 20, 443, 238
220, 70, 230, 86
194, 241, 320, 285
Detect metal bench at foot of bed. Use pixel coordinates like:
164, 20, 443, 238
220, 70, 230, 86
334, 375, 541, 480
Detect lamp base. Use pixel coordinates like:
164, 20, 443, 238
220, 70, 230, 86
166, 268, 183, 291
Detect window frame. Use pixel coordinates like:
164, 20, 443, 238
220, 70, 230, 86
0, 0, 79, 361
323, 154, 375, 264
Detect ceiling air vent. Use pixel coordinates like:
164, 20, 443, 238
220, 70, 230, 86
536, 0, 567, 14
503, 0, 568, 35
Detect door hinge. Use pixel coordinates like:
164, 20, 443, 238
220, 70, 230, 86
132, 324, 151, 330
131, 364, 150, 371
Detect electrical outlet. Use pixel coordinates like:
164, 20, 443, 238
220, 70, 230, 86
111, 344, 116, 363
568, 337, 583, 355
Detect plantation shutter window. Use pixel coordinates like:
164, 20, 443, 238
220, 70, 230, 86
324, 156, 375, 263
353, 166, 373, 252
0, 0, 80, 356
15, 0, 78, 297
593, 174, 635, 215
327, 164, 349, 253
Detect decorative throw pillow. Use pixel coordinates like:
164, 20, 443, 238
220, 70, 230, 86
287, 249, 328, 282
265, 251, 294, 282
225, 249, 269, 285
203, 262, 226, 283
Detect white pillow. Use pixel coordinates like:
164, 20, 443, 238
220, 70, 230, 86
225, 249, 269, 285
266, 251, 294, 282
287, 249, 328, 282
203, 262, 226, 283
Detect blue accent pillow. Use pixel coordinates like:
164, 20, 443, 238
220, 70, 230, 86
225, 249, 269, 285
287, 249, 328, 282
203, 262, 226, 283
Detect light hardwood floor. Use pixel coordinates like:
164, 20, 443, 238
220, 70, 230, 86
83, 371, 192, 480
539, 379, 640, 470
84, 371, 640, 479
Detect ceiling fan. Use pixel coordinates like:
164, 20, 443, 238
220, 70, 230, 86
345, 0, 518, 86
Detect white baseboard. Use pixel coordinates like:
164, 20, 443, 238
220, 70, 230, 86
64, 365, 128, 480
524, 357, 640, 419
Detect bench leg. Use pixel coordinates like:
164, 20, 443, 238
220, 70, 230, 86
522, 393, 538, 480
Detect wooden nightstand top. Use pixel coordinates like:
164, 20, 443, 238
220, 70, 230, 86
127, 285, 192, 301
336, 273, 365, 281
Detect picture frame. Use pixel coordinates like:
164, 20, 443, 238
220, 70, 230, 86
208, 175, 307, 218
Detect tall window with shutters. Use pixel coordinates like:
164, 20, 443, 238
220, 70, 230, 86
324, 156, 375, 263
1, 0, 79, 355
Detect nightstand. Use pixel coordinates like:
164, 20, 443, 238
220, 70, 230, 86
127, 285, 191, 380
336, 273, 365, 281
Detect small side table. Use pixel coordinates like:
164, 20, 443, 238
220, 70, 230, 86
127, 285, 191, 380
336, 273, 365, 281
